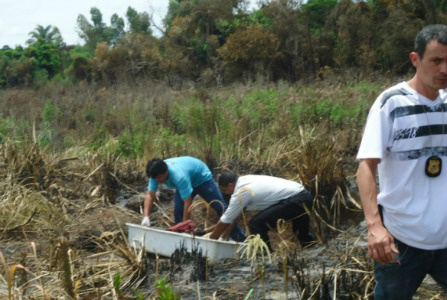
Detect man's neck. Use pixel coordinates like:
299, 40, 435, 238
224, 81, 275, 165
407, 77, 439, 101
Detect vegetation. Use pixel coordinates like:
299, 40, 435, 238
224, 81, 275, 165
1, 0, 446, 299
1, 78, 444, 299
2, 0, 447, 87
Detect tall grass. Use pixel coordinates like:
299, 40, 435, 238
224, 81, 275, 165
1, 77, 444, 299
0, 79, 381, 240
0, 79, 382, 161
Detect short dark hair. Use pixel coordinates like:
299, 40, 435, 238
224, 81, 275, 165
146, 158, 168, 178
218, 171, 238, 187
414, 24, 447, 59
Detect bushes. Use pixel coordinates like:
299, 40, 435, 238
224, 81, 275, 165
218, 24, 279, 81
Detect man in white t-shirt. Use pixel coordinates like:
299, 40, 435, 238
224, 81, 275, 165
356, 24, 447, 299
209, 171, 314, 250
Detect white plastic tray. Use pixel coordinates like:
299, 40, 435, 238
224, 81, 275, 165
126, 223, 245, 261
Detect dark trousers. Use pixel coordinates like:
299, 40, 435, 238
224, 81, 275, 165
374, 239, 447, 300
174, 179, 246, 242
248, 189, 313, 250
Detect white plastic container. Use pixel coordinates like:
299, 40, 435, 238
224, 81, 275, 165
126, 223, 245, 261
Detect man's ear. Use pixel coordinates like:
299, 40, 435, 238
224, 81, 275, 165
409, 51, 420, 68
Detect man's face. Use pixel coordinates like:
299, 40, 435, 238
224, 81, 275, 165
411, 40, 447, 94
154, 171, 168, 183
220, 182, 236, 196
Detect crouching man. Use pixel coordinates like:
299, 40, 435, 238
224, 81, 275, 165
210, 171, 314, 250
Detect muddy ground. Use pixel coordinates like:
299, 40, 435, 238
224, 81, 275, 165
112, 188, 446, 300
0, 158, 445, 300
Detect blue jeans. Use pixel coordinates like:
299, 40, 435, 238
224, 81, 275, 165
374, 238, 447, 300
173, 179, 246, 242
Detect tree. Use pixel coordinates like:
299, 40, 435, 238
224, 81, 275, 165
163, 0, 242, 78
77, 7, 119, 50
126, 6, 151, 34
27, 40, 62, 79
110, 14, 125, 45
302, 0, 337, 33
0, 46, 32, 87
27, 25, 64, 47
218, 24, 279, 80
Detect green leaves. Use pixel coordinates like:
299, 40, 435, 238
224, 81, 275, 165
27, 25, 64, 47
156, 277, 179, 300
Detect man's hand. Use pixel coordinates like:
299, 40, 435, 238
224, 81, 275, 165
368, 223, 399, 264
210, 221, 230, 240
141, 216, 151, 227
202, 232, 212, 239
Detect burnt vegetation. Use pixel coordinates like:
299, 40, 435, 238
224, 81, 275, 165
1, 0, 447, 299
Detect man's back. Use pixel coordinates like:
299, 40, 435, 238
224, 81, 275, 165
148, 156, 212, 199
221, 175, 305, 224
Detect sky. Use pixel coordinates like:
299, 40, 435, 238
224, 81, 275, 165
0, 0, 259, 48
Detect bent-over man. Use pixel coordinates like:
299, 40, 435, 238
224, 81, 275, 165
210, 171, 313, 250
142, 156, 245, 242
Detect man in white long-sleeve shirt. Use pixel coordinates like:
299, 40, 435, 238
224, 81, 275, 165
210, 171, 314, 250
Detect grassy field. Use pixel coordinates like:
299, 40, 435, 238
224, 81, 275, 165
1, 76, 444, 299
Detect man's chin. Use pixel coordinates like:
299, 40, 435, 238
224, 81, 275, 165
435, 78, 447, 89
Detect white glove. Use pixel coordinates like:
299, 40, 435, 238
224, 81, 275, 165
141, 216, 151, 227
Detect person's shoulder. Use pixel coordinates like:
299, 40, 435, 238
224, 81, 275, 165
167, 156, 203, 166
377, 82, 414, 108
440, 88, 447, 99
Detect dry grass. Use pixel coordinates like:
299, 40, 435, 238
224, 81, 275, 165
0, 79, 444, 299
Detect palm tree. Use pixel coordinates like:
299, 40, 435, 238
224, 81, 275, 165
27, 25, 64, 46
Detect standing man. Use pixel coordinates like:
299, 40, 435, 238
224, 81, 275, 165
209, 171, 314, 250
141, 156, 245, 242
356, 24, 447, 299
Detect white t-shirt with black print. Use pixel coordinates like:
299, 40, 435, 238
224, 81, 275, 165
357, 81, 447, 249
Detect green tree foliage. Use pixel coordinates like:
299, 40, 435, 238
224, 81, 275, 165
163, 0, 241, 78
164, 0, 183, 29
27, 40, 63, 79
302, 0, 337, 33
126, 6, 151, 34
0, 25, 64, 87
27, 25, 64, 47
2, 1, 447, 87
77, 7, 125, 50
0, 46, 33, 87
110, 14, 126, 45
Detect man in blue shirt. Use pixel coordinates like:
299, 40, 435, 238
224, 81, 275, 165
141, 156, 245, 241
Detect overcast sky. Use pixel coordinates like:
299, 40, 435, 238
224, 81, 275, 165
0, 0, 258, 48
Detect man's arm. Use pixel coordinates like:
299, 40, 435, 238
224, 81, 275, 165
209, 221, 231, 240
144, 191, 156, 217
182, 196, 193, 221
356, 159, 398, 264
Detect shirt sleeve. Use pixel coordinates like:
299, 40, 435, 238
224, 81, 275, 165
357, 100, 393, 160
220, 187, 252, 224
148, 178, 159, 192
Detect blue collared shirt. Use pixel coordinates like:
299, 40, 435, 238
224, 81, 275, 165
148, 156, 213, 200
